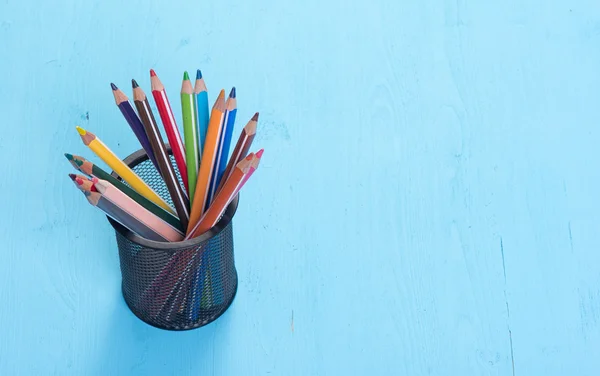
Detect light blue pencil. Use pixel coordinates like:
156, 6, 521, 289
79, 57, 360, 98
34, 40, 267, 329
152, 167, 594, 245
194, 69, 210, 154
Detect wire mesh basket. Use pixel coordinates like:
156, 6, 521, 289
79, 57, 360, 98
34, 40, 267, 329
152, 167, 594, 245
107, 147, 239, 330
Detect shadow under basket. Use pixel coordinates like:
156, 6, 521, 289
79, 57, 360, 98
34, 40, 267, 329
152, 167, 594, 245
107, 148, 238, 331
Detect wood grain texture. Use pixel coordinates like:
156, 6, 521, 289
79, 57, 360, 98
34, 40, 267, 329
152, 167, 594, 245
1, 0, 600, 375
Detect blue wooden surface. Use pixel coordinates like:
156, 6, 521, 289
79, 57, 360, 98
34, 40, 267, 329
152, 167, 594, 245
1, 1, 599, 375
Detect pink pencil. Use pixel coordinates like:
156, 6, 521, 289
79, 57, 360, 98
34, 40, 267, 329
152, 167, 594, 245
93, 178, 184, 242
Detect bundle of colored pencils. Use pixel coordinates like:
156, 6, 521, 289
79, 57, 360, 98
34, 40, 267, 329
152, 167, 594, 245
66, 69, 262, 242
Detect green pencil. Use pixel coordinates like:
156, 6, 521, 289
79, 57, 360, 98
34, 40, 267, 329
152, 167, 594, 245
65, 153, 184, 232
181, 71, 199, 203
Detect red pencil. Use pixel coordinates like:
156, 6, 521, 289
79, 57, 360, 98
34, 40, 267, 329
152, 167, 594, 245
241, 149, 263, 186
150, 69, 188, 193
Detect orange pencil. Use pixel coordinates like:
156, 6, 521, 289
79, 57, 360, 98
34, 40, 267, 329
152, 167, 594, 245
186, 153, 260, 239
187, 89, 226, 233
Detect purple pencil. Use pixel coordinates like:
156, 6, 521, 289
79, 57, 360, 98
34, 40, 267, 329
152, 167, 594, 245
111, 83, 159, 171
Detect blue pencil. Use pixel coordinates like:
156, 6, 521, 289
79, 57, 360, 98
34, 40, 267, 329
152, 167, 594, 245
206, 87, 237, 206
194, 70, 210, 154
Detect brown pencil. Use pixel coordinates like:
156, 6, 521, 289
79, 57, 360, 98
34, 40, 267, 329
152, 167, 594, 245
215, 112, 258, 195
132, 79, 190, 230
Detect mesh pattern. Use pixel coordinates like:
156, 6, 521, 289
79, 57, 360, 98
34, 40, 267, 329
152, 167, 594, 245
109, 151, 238, 330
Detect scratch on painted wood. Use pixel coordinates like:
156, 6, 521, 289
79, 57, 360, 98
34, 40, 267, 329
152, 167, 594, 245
500, 238, 516, 376
568, 222, 574, 252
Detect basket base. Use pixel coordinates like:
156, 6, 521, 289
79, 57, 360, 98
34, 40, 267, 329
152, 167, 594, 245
121, 270, 238, 331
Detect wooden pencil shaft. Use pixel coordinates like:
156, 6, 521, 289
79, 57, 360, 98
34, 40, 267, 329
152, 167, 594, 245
193, 77, 207, 94
72, 174, 94, 192
85, 190, 101, 206
67, 155, 93, 175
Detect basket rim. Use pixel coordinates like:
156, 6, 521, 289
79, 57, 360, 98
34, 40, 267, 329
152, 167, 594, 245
106, 147, 239, 250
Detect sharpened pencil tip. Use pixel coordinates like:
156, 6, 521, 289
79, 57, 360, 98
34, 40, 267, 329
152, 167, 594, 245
110, 83, 118, 90
150, 69, 156, 77
75, 126, 86, 135
65, 153, 73, 160
183, 71, 190, 81
251, 112, 259, 121
75, 177, 83, 185
75, 159, 83, 166
229, 87, 236, 98
131, 79, 139, 88
256, 149, 264, 158
68, 173, 76, 181
196, 69, 202, 79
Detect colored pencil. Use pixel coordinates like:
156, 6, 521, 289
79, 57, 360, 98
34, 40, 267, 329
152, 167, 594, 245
70, 173, 96, 192
194, 69, 209, 153
75, 126, 176, 216
145, 154, 263, 316
186, 153, 258, 239
187, 89, 227, 233
111, 83, 159, 171
207, 87, 237, 205
158, 97, 234, 308
181, 71, 200, 202
65, 153, 183, 232
94, 178, 183, 241
133, 79, 190, 230
242, 149, 263, 185
166, 251, 201, 320
70, 175, 180, 241
150, 69, 188, 193
190, 252, 208, 319
150, 151, 250, 315
191, 152, 263, 313
215, 112, 258, 195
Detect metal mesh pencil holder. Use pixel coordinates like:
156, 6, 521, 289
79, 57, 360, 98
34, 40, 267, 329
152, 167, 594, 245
107, 148, 239, 331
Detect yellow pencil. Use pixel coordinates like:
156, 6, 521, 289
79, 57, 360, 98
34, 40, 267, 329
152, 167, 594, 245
187, 89, 226, 233
75, 126, 176, 215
